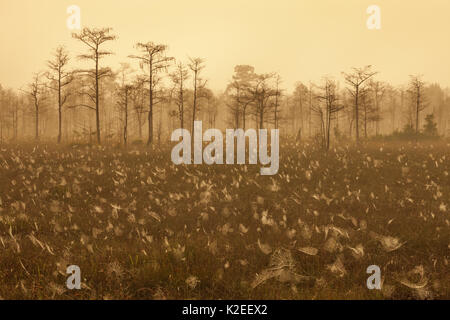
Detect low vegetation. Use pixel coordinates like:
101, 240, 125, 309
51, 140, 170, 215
0, 141, 448, 299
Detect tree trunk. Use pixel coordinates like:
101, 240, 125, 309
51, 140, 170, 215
35, 102, 39, 141
137, 112, 142, 139
259, 106, 264, 129
309, 84, 312, 138
0, 108, 3, 143
148, 59, 154, 146
191, 69, 198, 137
242, 106, 246, 131
416, 92, 420, 136
95, 52, 101, 144
326, 104, 331, 150
355, 86, 359, 143
58, 72, 62, 143
124, 89, 128, 146
180, 80, 184, 130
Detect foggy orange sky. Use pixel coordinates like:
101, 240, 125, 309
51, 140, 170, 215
1, 0, 450, 92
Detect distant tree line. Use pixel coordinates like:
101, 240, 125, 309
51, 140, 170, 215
1, 27, 450, 149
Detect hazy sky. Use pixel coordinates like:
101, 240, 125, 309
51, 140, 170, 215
1, 0, 449, 92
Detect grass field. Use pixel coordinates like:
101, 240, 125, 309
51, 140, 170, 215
0, 141, 448, 299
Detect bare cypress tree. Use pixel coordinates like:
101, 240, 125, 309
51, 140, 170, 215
130, 43, 173, 146
21, 73, 47, 141
386, 85, 398, 134
408, 75, 427, 140
170, 62, 189, 130
130, 76, 147, 140
72, 27, 117, 144
313, 78, 344, 150
116, 63, 133, 146
188, 57, 206, 135
226, 65, 256, 130
46, 46, 74, 143
369, 80, 386, 136
292, 82, 308, 136
343, 66, 377, 143
226, 80, 242, 129
359, 87, 373, 139
273, 75, 283, 130
247, 73, 278, 130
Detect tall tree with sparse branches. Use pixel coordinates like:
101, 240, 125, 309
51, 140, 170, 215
170, 62, 189, 130
129, 42, 174, 145
369, 80, 386, 136
247, 73, 278, 129
313, 78, 344, 150
273, 75, 283, 130
72, 27, 117, 144
21, 73, 47, 140
130, 75, 147, 140
226, 65, 256, 130
408, 75, 427, 139
188, 57, 207, 136
343, 66, 377, 142
116, 63, 133, 146
46, 46, 74, 143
